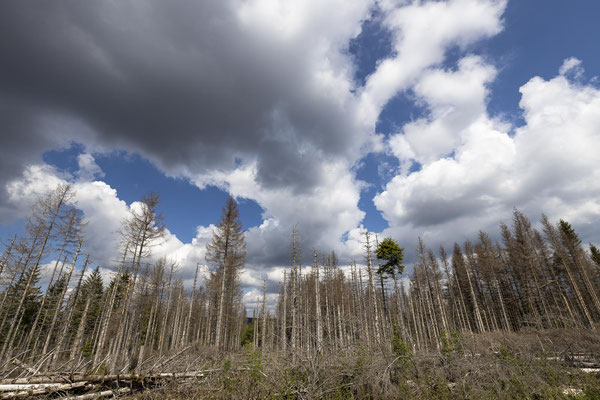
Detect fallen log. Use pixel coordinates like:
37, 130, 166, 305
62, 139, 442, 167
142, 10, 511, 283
0, 382, 87, 392
0, 369, 216, 385
0, 375, 138, 385
64, 387, 131, 400
581, 368, 600, 374
155, 369, 218, 378
0, 381, 87, 399
0, 376, 71, 385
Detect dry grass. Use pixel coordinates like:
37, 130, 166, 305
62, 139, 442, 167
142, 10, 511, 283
124, 329, 600, 399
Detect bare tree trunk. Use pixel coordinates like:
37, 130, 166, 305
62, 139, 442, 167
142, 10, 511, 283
183, 263, 200, 344
0, 241, 33, 336
325, 268, 333, 346
314, 251, 322, 353
408, 283, 420, 350
26, 214, 78, 352
51, 254, 89, 369
214, 226, 232, 349
1, 228, 62, 361
542, 216, 594, 329
158, 263, 175, 354
291, 229, 298, 361
281, 271, 287, 353
358, 269, 369, 345
253, 302, 258, 348
261, 280, 267, 354
0, 235, 16, 277
37, 242, 81, 362
364, 231, 380, 344
461, 245, 485, 333
70, 297, 91, 364
93, 243, 129, 367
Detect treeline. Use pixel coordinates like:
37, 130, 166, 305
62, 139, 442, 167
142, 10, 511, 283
0, 185, 246, 373
264, 211, 600, 356
1, 184, 600, 374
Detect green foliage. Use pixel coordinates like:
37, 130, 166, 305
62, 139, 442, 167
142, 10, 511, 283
89, 363, 109, 375
42, 273, 67, 318
2, 266, 42, 338
107, 272, 129, 310
81, 266, 104, 297
375, 237, 405, 278
590, 243, 600, 267
132, 341, 600, 400
560, 219, 582, 245
243, 343, 264, 385
222, 357, 231, 373
79, 267, 104, 322
219, 357, 239, 394
440, 331, 461, 357
497, 346, 514, 361
391, 327, 412, 367
352, 344, 373, 377
583, 387, 600, 399
240, 322, 254, 347
216, 346, 267, 398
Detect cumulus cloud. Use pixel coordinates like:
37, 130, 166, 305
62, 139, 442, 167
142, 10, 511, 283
0, 0, 512, 298
559, 57, 583, 78
359, 0, 506, 124
191, 158, 366, 283
76, 153, 105, 182
5, 158, 211, 284
0, 0, 507, 213
376, 57, 600, 258
389, 56, 498, 167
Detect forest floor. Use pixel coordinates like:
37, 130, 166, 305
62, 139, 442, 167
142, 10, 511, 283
2, 329, 600, 399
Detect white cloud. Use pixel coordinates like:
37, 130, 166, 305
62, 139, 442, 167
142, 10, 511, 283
559, 57, 583, 78
376, 57, 600, 257
193, 158, 366, 269
390, 56, 499, 165
4, 161, 211, 285
360, 0, 506, 125
243, 288, 280, 313
0, 0, 512, 300
181, 0, 508, 276
76, 153, 105, 182
6, 164, 67, 216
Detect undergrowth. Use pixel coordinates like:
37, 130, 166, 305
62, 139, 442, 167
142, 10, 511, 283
130, 329, 600, 399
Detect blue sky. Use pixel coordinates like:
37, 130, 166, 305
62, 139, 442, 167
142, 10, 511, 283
1, 0, 600, 302
42, 145, 264, 243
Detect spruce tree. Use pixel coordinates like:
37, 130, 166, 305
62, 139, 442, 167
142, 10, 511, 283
0, 266, 41, 344
559, 219, 582, 246
375, 237, 405, 279
590, 244, 600, 268
205, 197, 245, 349
74, 266, 104, 354
375, 237, 404, 315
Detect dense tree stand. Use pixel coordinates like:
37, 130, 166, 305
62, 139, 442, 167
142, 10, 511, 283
2, 186, 600, 398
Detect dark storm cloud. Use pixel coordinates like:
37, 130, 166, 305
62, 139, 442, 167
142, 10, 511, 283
401, 192, 490, 227
0, 0, 366, 206
0, 99, 61, 218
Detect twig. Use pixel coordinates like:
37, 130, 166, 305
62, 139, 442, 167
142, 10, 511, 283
8, 360, 35, 376
150, 346, 191, 372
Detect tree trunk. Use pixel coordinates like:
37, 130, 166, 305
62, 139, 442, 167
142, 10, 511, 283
314, 251, 322, 353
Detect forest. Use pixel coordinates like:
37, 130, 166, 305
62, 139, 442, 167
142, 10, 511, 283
1, 183, 600, 399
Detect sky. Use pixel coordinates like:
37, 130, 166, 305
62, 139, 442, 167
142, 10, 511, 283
1, 0, 600, 307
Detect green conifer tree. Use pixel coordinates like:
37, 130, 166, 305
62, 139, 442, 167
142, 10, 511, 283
590, 244, 600, 268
